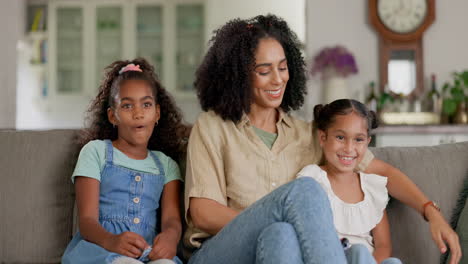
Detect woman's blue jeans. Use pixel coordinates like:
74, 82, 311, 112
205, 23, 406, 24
188, 177, 348, 264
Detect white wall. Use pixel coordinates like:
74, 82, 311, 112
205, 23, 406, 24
205, 0, 305, 42
0, 0, 23, 129
304, 0, 468, 119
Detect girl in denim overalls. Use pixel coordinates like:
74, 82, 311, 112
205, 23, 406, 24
62, 58, 189, 264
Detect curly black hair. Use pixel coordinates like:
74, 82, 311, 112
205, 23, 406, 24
79, 58, 189, 163
195, 14, 307, 123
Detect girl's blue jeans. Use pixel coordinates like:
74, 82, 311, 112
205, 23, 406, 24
345, 244, 403, 264
188, 177, 351, 264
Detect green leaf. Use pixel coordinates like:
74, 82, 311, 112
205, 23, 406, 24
451, 87, 465, 102
461, 71, 468, 87
442, 83, 450, 93
377, 93, 394, 110
442, 99, 457, 116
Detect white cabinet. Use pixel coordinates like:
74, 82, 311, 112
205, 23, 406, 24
373, 125, 468, 147
49, 1, 87, 99
48, 0, 205, 101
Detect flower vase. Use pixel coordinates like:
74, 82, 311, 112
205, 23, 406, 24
322, 74, 348, 103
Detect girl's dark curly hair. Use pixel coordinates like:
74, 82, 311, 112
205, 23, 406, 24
195, 14, 307, 123
313, 99, 379, 135
79, 58, 189, 163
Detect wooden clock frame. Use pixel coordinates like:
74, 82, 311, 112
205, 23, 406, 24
368, 0, 435, 98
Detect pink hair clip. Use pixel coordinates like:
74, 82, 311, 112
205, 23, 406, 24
119, 63, 143, 75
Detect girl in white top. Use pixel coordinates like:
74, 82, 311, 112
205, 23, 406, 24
297, 99, 402, 264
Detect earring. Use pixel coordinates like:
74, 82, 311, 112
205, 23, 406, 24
155, 121, 159, 127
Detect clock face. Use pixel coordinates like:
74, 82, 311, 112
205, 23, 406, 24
377, 0, 428, 34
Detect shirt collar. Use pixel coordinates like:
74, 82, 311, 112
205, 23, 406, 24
237, 108, 293, 128
278, 109, 293, 128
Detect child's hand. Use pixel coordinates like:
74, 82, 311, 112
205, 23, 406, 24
103, 232, 149, 258
148, 230, 179, 260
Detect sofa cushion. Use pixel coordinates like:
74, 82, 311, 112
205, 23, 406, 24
0, 130, 80, 263
371, 141, 468, 264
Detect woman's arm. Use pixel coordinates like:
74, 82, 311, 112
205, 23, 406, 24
365, 159, 462, 264
365, 159, 426, 212
150, 180, 182, 260
190, 197, 239, 235
185, 113, 236, 235
371, 210, 392, 264
75, 177, 148, 257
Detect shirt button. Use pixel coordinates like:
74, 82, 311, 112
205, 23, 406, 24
135, 175, 141, 182
133, 217, 140, 224
272, 182, 277, 187
133, 197, 140, 204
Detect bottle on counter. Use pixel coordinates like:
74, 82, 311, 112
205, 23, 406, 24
365, 81, 378, 113
423, 74, 442, 114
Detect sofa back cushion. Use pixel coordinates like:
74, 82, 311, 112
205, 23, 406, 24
0, 130, 79, 263
371, 141, 468, 264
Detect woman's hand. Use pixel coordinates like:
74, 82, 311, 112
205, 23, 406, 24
366, 159, 462, 263
103, 232, 149, 258
148, 230, 179, 260
426, 207, 462, 264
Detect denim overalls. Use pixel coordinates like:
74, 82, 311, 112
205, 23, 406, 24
62, 140, 182, 264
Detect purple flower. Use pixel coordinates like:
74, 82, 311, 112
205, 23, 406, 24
310, 45, 358, 78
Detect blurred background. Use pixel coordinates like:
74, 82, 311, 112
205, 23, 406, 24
1, 0, 468, 146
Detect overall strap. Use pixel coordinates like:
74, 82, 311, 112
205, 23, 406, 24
149, 150, 165, 176
104, 140, 114, 165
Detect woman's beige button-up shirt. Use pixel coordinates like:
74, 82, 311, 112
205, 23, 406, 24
184, 110, 374, 248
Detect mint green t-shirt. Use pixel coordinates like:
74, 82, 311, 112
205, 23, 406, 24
72, 140, 182, 184
253, 126, 278, 150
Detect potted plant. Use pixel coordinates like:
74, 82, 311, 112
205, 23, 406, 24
441, 71, 468, 124
310, 45, 358, 103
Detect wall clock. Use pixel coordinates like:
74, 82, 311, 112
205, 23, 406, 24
369, 0, 435, 97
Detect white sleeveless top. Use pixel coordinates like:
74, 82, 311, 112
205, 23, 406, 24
297, 164, 389, 253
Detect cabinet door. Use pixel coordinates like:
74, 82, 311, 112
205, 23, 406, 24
96, 5, 123, 86
136, 5, 163, 77
175, 4, 204, 92
55, 6, 83, 94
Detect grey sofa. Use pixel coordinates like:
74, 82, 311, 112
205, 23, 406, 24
0, 129, 467, 264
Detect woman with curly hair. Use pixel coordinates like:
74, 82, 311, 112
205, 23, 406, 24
62, 58, 188, 264
184, 14, 461, 264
